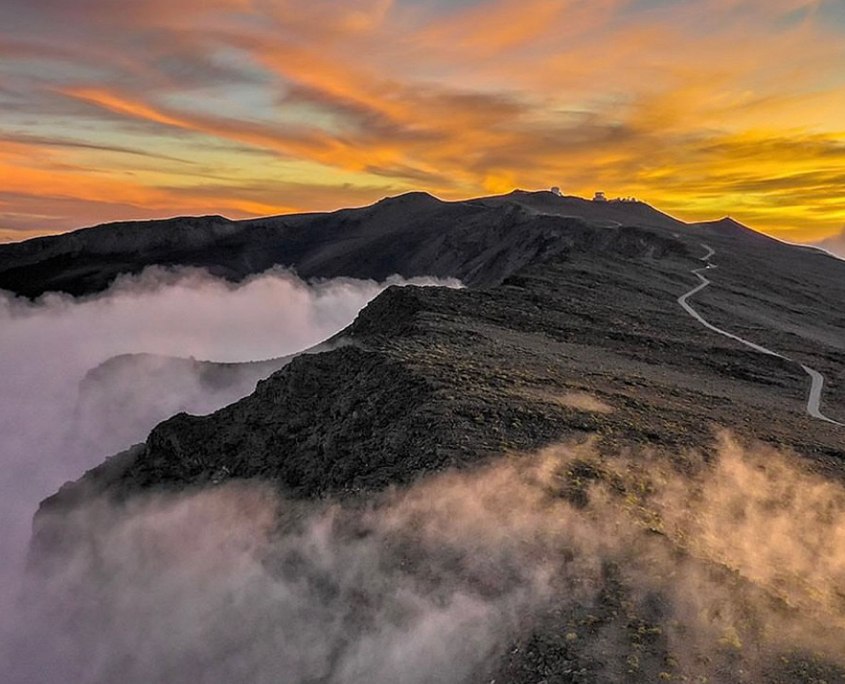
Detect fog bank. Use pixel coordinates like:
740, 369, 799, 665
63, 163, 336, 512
0, 266, 459, 662
11, 436, 845, 683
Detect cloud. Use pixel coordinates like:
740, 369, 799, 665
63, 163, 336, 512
2, 0, 845, 237
0, 266, 460, 670
815, 227, 845, 258
8, 434, 845, 682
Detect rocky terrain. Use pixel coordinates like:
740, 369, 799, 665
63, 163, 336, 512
10, 191, 845, 683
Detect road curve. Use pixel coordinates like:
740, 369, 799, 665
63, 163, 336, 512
677, 244, 843, 427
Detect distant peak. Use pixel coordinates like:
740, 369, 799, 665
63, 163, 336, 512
377, 191, 441, 205
700, 216, 749, 230
692, 216, 761, 238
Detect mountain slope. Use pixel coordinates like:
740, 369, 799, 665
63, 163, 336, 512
22, 195, 845, 683
39, 223, 844, 509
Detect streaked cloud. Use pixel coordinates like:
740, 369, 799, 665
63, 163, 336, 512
1, 0, 844, 240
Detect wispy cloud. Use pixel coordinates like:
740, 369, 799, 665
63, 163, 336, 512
1, 0, 844, 239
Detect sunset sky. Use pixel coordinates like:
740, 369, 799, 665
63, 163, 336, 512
2, 0, 845, 243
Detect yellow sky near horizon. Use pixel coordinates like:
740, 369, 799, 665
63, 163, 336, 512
1, 0, 845, 244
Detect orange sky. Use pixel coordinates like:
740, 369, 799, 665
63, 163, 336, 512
1, 0, 845, 244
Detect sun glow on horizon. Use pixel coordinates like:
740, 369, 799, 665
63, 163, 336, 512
1, 0, 845, 244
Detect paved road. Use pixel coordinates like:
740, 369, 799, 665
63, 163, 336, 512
678, 244, 843, 427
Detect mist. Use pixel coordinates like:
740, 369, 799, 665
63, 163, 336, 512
3, 266, 844, 683
815, 227, 845, 260
10, 435, 845, 683
0, 265, 459, 673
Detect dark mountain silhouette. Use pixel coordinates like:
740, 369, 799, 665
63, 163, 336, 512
0, 191, 687, 298
691, 216, 764, 240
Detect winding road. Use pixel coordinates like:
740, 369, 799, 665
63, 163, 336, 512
677, 244, 843, 427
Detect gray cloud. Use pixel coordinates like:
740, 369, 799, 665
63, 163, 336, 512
0, 267, 460, 678
1, 260, 843, 682
0, 131, 196, 163
816, 227, 845, 259
9, 435, 845, 682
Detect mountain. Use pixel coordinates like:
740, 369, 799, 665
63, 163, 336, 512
0, 191, 686, 298
17, 192, 845, 683
37, 203, 845, 502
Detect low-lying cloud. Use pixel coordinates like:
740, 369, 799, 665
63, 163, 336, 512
816, 227, 845, 260
0, 266, 459, 671
2, 265, 844, 682
10, 435, 845, 683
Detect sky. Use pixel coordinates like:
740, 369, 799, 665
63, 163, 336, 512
1, 0, 845, 243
